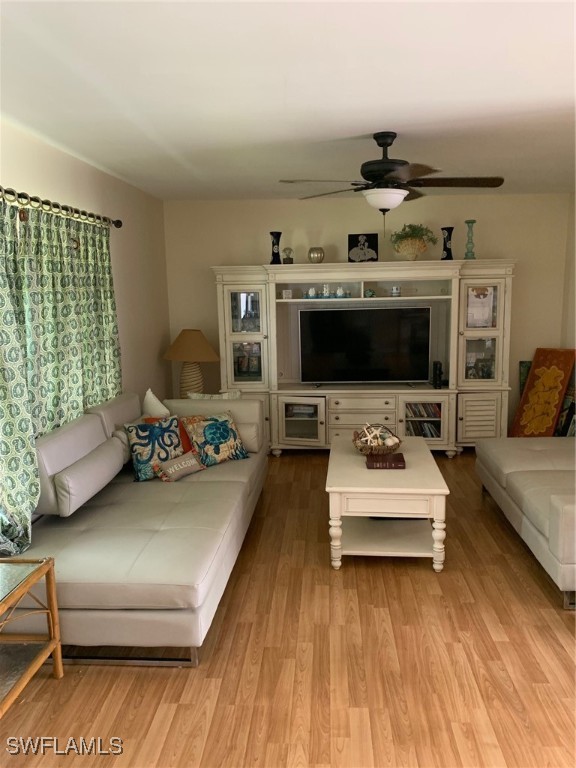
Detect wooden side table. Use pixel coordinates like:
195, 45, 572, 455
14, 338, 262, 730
0, 557, 64, 719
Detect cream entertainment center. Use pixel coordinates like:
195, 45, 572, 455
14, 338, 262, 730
212, 260, 514, 457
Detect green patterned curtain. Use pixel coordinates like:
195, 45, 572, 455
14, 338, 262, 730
0, 202, 122, 554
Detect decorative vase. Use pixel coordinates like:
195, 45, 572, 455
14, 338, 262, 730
270, 231, 282, 265
464, 220, 476, 260
394, 238, 426, 261
440, 227, 454, 260
307, 247, 325, 263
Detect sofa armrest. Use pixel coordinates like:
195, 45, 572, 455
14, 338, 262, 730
548, 495, 576, 564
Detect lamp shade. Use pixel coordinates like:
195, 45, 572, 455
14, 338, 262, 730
164, 330, 219, 396
164, 329, 219, 363
362, 187, 409, 211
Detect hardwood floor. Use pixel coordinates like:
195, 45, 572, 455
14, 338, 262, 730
1, 449, 574, 767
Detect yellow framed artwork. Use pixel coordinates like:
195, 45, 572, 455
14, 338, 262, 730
509, 348, 576, 437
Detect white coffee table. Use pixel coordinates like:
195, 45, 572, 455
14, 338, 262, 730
326, 436, 449, 572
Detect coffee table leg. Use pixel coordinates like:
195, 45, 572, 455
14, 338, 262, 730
432, 497, 446, 573
329, 494, 343, 569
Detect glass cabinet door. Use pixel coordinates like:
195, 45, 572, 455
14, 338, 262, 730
464, 337, 499, 383
278, 396, 326, 445
232, 341, 264, 385
464, 283, 502, 330
228, 290, 263, 334
459, 279, 505, 389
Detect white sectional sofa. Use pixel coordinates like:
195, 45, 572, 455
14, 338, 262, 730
475, 437, 575, 608
14, 393, 268, 665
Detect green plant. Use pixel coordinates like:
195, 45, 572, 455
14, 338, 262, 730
390, 223, 438, 246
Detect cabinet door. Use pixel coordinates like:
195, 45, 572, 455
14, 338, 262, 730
458, 280, 506, 389
457, 392, 503, 443
278, 396, 326, 446
397, 395, 451, 447
225, 288, 265, 335
224, 287, 268, 389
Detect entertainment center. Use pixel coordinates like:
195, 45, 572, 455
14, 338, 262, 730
213, 260, 514, 457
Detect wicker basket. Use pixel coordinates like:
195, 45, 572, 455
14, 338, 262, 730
394, 237, 427, 261
352, 424, 402, 455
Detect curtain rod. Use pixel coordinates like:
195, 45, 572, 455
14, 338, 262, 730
0, 185, 123, 228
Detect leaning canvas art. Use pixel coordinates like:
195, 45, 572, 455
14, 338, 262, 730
509, 348, 576, 437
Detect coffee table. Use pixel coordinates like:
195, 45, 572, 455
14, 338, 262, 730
326, 436, 449, 571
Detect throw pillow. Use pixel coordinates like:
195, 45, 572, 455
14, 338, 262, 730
144, 416, 194, 454
125, 416, 182, 481
181, 412, 249, 467
153, 451, 205, 482
142, 388, 170, 417
187, 391, 242, 400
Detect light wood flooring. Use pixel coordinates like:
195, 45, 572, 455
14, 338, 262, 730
1, 449, 574, 767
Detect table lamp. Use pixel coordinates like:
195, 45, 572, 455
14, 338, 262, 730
164, 329, 219, 396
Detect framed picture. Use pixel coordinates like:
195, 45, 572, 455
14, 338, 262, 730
509, 348, 576, 437
348, 233, 378, 263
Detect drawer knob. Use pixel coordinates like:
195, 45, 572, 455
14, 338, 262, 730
384, 400, 390, 405
334, 415, 340, 421
334, 400, 340, 405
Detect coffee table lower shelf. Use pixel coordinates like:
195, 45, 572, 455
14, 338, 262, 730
341, 517, 434, 558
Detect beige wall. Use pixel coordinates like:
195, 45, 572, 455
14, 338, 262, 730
0, 119, 171, 399
3, 118, 572, 415
164, 193, 575, 417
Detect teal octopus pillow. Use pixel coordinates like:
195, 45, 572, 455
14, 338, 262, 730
181, 412, 249, 467
125, 416, 182, 481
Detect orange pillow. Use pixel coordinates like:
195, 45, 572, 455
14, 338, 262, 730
144, 416, 193, 454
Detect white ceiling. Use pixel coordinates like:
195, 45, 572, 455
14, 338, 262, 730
1, 1, 574, 201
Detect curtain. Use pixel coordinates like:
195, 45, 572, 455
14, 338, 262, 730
0, 202, 122, 555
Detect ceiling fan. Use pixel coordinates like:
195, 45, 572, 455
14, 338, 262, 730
280, 131, 504, 213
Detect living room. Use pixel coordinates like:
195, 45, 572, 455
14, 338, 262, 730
0, 2, 574, 766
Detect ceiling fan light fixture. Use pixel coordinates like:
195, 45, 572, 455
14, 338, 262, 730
362, 187, 409, 211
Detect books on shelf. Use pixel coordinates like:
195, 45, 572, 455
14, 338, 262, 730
366, 452, 406, 470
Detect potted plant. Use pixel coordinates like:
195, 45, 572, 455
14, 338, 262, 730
390, 223, 438, 261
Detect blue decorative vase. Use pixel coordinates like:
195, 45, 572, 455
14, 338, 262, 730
464, 220, 476, 260
270, 231, 282, 264
440, 227, 454, 260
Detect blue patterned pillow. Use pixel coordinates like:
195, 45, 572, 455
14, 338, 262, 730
125, 417, 182, 481
181, 412, 249, 467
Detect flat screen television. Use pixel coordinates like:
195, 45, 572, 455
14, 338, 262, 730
299, 306, 431, 384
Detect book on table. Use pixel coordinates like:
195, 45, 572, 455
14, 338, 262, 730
366, 452, 406, 469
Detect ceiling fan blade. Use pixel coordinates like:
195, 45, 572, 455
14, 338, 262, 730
410, 176, 504, 188
403, 187, 424, 202
279, 179, 363, 184
385, 163, 439, 183
299, 187, 365, 200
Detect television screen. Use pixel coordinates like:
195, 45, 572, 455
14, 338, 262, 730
299, 306, 431, 384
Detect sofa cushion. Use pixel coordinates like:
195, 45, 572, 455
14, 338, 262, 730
153, 451, 205, 482
54, 438, 125, 517
125, 417, 182, 481
506, 470, 575, 539
164, 398, 264, 453
475, 437, 575, 488
142, 388, 170, 417
187, 391, 242, 400
144, 416, 194, 454
181, 412, 248, 467
35, 414, 108, 516
28, 481, 250, 610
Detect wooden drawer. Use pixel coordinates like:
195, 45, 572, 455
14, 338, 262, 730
328, 396, 396, 411
329, 411, 395, 426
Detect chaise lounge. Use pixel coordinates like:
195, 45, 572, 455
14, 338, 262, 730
475, 436, 575, 608
11, 393, 268, 665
